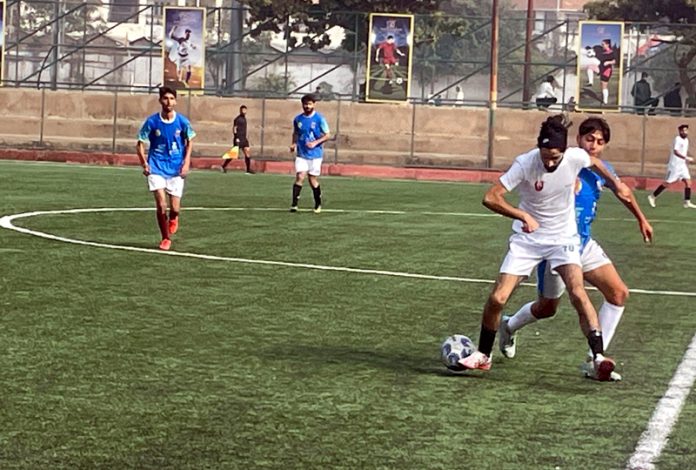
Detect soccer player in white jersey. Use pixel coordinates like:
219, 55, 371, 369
648, 124, 696, 208
136, 86, 196, 251
498, 118, 654, 381
169, 26, 196, 86
459, 115, 632, 381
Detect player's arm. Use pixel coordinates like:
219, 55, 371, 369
180, 122, 196, 178
375, 45, 381, 62
612, 188, 654, 243
233, 120, 239, 144
290, 121, 298, 153
136, 121, 150, 175
482, 181, 538, 233
673, 144, 690, 160
306, 118, 330, 149
589, 156, 630, 203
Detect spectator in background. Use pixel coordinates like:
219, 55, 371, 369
455, 85, 464, 106
631, 72, 658, 115
535, 76, 558, 110
567, 96, 577, 112
663, 82, 683, 116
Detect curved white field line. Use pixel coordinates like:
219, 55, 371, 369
0, 207, 694, 298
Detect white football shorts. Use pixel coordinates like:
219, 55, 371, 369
537, 237, 612, 299
665, 164, 691, 183
499, 233, 582, 277
147, 174, 185, 198
177, 54, 191, 69
295, 157, 323, 176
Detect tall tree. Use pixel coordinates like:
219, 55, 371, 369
584, 0, 696, 105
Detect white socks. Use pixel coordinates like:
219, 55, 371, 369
587, 69, 593, 85
602, 88, 609, 104
587, 301, 625, 358
507, 302, 538, 333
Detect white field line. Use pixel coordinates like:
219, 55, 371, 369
1, 207, 695, 298
626, 332, 696, 470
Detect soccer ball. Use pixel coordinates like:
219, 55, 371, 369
395, 77, 404, 85
440, 334, 475, 371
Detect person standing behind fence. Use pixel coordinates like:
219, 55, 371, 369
136, 86, 196, 251
222, 105, 254, 174
648, 124, 696, 209
289, 94, 330, 213
631, 72, 658, 115
663, 82, 683, 115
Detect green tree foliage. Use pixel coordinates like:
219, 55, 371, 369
584, 0, 696, 105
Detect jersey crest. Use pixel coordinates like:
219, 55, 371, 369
534, 181, 544, 191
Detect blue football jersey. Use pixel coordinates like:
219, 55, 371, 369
138, 112, 196, 178
293, 112, 330, 159
575, 161, 616, 247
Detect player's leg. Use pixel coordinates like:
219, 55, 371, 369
165, 177, 184, 235
291, 158, 308, 212
308, 158, 322, 213
154, 189, 171, 250
682, 178, 695, 208
583, 265, 627, 351
459, 274, 525, 371
186, 65, 192, 85
555, 262, 615, 381
649, 174, 672, 207
500, 261, 563, 358
243, 146, 254, 174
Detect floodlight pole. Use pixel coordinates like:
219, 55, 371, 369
486, 0, 500, 168
522, 0, 534, 104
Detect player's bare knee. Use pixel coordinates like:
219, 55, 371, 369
607, 285, 629, 306
487, 291, 510, 310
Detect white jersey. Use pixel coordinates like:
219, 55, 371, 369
500, 147, 591, 244
668, 135, 689, 170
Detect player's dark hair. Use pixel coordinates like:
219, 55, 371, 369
240, 105, 247, 111
679, 124, 689, 131
537, 115, 568, 151
579, 117, 611, 143
159, 86, 177, 99
387, 35, 394, 39
301, 94, 317, 104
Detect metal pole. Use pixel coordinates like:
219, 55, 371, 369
561, 20, 569, 106
111, 89, 118, 153
522, 0, 534, 104
39, 87, 46, 145
284, 15, 290, 93
149, 5, 154, 90
409, 100, 417, 160
260, 97, 266, 157
81, 4, 87, 86
14, 2, 19, 84
486, 0, 500, 168
640, 113, 647, 175
334, 95, 341, 164
50, 0, 61, 90
352, 13, 360, 101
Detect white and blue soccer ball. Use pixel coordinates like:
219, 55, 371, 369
395, 77, 404, 85
440, 334, 475, 371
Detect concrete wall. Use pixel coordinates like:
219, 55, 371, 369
0, 88, 693, 177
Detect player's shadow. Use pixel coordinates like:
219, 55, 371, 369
579, 87, 603, 105
278, 344, 483, 379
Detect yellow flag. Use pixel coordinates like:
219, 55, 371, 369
222, 146, 239, 160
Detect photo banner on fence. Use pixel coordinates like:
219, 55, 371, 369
366, 13, 414, 103
0, 1, 5, 85
577, 21, 624, 112
163, 7, 206, 94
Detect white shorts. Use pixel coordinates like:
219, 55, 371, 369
665, 164, 691, 183
537, 238, 612, 299
295, 157, 322, 176
177, 55, 191, 68
147, 174, 185, 198
499, 234, 582, 277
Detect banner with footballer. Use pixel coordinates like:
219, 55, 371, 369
163, 7, 206, 94
576, 21, 624, 112
366, 13, 414, 103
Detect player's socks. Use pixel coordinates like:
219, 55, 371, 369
477, 326, 497, 357
597, 302, 624, 350
507, 301, 538, 333
244, 156, 253, 173
685, 187, 692, 203
586, 69, 593, 85
652, 184, 666, 197
186, 70, 192, 83
602, 88, 609, 104
156, 211, 169, 240
291, 183, 302, 208
312, 185, 322, 209
587, 329, 605, 358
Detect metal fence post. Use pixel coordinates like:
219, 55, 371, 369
112, 89, 119, 153
260, 97, 266, 158
39, 86, 46, 145
334, 95, 341, 164
409, 101, 417, 161
640, 113, 647, 176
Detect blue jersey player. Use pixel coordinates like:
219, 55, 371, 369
136, 86, 196, 251
498, 118, 653, 381
289, 94, 330, 213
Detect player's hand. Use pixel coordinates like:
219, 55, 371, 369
686, 156, 694, 163
289, 144, 296, 153
306, 141, 317, 149
142, 164, 150, 176
640, 219, 654, 244
521, 214, 539, 233
180, 164, 190, 178
235, 138, 240, 144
